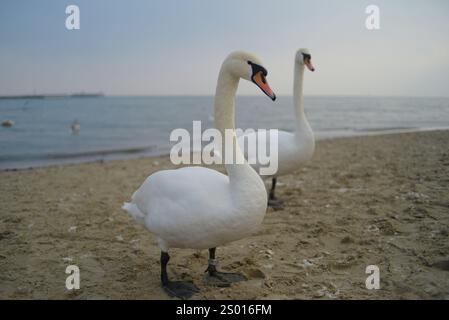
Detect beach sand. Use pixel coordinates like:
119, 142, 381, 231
1, 130, 448, 299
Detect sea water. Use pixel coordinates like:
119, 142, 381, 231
1, 96, 448, 169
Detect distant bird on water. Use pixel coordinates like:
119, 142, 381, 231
71, 120, 80, 134
1, 120, 15, 127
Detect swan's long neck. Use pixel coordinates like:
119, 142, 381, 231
293, 61, 315, 149
213, 60, 267, 217
213, 68, 246, 175
293, 62, 306, 128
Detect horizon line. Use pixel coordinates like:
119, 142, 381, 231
1, 93, 449, 99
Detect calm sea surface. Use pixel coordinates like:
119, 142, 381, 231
1, 96, 448, 169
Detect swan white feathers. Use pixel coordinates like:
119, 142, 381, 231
123, 166, 267, 251
239, 129, 314, 178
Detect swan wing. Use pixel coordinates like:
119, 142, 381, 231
237, 130, 300, 177
123, 166, 258, 249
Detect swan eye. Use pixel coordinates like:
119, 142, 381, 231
248, 61, 268, 77
302, 53, 311, 62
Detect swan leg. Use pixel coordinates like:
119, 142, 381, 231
268, 177, 284, 209
160, 251, 199, 299
205, 248, 247, 287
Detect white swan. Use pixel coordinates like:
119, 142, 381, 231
238, 48, 315, 208
123, 51, 276, 299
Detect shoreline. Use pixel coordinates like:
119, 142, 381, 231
2, 127, 449, 172
1, 129, 448, 299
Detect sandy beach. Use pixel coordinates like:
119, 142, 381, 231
0, 130, 448, 299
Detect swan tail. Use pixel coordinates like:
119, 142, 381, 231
122, 202, 145, 225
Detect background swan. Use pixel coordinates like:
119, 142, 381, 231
123, 51, 276, 299
238, 48, 315, 208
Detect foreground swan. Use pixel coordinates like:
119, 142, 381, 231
238, 48, 315, 208
123, 51, 276, 299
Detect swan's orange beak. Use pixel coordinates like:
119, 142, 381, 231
305, 58, 315, 72
252, 71, 276, 101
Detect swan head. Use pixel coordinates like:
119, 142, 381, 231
296, 48, 315, 72
223, 51, 276, 101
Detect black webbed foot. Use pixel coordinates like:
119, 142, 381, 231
205, 257, 247, 287
205, 270, 247, 287
163, 280, 199, 299
160, 251, 199, 299
268, 197, 284, 209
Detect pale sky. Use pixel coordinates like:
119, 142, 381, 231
1, 0, 449, 96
